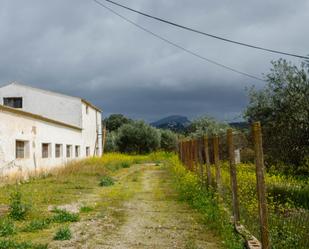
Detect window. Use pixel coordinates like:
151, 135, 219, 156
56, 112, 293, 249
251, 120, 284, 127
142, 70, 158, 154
55, 144, 63, 158
16, 140, 29, 159
3, 97, 23, 108
86, 147, 90, 157
16, 141, 25, 159
42, 143, 51, 158
86, 105, 89, 115
75, 145, 80, 158
66, 145, 72, 158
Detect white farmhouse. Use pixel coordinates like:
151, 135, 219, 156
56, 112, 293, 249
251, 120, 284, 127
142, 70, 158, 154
0, 82, 103, 177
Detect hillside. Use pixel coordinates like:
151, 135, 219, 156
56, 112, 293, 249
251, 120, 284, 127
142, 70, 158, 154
150, 115, 191, 132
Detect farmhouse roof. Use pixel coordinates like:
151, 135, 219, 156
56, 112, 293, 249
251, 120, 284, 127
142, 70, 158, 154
0, 81, 102, 112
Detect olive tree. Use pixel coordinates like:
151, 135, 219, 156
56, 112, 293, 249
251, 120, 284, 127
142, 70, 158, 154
245, 59, 309, 174
116, 121, 160, 154
159, 129, 178, 152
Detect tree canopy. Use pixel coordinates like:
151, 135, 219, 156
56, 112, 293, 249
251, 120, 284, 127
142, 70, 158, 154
245, 59, 309, 174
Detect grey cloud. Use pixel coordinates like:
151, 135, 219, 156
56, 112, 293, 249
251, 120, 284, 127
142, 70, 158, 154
0, 0, 308, 122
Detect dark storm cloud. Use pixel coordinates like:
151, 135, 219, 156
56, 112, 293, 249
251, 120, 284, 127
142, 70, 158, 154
0, 0, 308, 121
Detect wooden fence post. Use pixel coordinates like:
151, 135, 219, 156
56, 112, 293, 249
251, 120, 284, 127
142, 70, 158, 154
227, 129, 240, 225
252, 122, 270, 249
213, 135, 221, 191
204, 136, 212, 187
197, 138, 204, 186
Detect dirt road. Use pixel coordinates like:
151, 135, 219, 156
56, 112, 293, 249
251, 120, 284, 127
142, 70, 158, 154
51, 165, 222, 249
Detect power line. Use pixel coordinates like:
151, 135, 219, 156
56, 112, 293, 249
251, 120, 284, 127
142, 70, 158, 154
98, 0, 309, 60
92, 0, 265, 82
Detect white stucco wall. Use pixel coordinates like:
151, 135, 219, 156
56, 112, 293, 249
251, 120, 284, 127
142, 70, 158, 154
81, 102, 102, 157
0, 83, 82, 128
0, 109, 93, 177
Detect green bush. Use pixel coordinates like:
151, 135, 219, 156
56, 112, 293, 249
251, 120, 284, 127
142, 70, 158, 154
9, 191, 30, 220
116, 121, 160, 154
22, 219, 51, 232
53, 227, 72, 241
0, 219, 16, 237
99, 176, 115, 187
52, 209, 79, 223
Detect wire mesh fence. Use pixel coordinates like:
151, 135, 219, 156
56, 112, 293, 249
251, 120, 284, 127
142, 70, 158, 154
178, 122, 309, 249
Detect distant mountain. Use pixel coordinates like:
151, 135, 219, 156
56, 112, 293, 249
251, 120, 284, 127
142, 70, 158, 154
151, 115, 191, 132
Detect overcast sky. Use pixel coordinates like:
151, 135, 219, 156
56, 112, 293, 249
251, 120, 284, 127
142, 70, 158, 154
0, 0, 308, 122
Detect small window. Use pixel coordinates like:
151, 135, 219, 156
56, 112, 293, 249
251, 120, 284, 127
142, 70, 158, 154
86, 105, 89, 115
55, 144, 63, 158
16, 141, 27, 159
42, 143, 51, 158
4, 97, 23, 108
66, 145, 72, 158
86, 147, 90, 157
75, 145, 80, 158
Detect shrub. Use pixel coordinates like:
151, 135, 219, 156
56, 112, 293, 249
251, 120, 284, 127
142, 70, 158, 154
22, 219, 51, 232
116, 121, 160, 154
99, 176, 115, 187
52, 209, 79, 223
53, 227, 72, 241
9, 191, 29, 220
0, 219, 16, 237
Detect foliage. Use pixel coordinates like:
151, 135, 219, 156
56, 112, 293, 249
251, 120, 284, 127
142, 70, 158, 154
9, 191, 30, 221
218, 162, 309, 249
105, 131, 118, 152
53, 227, 72, 241
186, 116, 230, 137
104, 114, 133, 132
0, 218, 16, 237
51, 209, 79, 223
99, 176, 115, 187
159, 129, 178, 152
116, 121, 160, 154
168, 156, 243, 249
244, 59, 309, 175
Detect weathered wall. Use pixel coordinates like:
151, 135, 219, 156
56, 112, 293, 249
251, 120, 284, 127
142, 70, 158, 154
0, 108, 88, 177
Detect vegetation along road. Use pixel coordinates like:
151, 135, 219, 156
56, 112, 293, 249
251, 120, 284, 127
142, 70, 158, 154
0, 154, 227, 249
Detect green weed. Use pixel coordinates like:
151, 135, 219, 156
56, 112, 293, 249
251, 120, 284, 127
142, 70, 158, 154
0, 218, 16, 237
53, 227, 72, 241
9, 191, 30, 220
120, 162, 130, 168
99, 176, 115, 187
22, 219, 51, 232
52, 209, 79, 223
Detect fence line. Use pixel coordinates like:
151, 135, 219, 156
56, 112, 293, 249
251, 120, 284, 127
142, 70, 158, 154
178, 122, 269, 249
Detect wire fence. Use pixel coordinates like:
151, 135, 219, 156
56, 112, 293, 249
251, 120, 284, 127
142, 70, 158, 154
178, 122, 309, 249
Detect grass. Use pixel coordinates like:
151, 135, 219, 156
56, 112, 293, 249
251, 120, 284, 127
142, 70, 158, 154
0, 153, 151, 247
53, 227, 72, 241
167, 156, 244, 249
